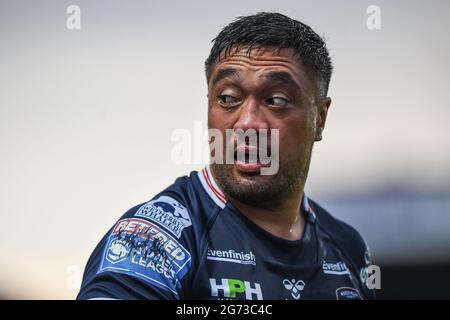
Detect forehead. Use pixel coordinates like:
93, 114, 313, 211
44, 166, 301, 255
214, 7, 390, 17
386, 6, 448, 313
209, 46, 311, 86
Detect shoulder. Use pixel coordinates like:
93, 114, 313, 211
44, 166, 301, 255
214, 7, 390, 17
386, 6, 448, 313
308, 197, 376, 299
130, 168, 224, 237
308, 198, 371, 269
78, 169, 218, 300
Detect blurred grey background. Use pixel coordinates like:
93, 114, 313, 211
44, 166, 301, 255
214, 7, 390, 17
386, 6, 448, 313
0, 0, 449, 299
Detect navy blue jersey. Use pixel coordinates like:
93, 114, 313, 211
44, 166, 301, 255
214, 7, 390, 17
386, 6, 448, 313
77, 165, 375, 300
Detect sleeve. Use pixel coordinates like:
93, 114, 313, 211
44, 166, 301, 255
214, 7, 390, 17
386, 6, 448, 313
77, 194, 194, 300
340, 222, 377, 300
309, 200, 378, 300
357, 240, 377, 300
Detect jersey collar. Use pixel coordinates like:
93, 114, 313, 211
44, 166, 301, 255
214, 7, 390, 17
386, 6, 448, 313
197, 165, 227, 209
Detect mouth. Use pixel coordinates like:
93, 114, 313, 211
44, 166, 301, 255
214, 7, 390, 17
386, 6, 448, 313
234, 160, 263, 173
234, 145, 269, 174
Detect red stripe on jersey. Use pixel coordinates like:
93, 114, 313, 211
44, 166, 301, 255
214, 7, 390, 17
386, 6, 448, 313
202, 168, 226, 204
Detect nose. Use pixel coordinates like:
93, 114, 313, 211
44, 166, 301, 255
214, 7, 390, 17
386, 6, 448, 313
233, 96, 269, 132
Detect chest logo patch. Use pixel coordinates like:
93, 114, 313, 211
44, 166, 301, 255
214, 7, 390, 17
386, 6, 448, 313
283, 279, 305, 300
336, 287, 362, 300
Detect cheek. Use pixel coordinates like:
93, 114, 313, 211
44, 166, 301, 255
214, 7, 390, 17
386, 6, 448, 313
277, 119, 314, 155
207, 108, 222, 130
208, 107, 237, 131
207, 112, 233, 150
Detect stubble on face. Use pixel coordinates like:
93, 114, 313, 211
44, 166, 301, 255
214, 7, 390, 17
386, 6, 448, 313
211, 136, 315, 209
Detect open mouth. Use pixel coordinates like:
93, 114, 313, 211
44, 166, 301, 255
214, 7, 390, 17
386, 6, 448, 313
234, 145, 268, 173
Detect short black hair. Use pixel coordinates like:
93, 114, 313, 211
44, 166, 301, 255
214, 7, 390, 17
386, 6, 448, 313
205, 12, 333, 98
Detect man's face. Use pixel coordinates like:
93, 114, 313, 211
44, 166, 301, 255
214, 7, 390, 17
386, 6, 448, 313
207, 46, 330, 207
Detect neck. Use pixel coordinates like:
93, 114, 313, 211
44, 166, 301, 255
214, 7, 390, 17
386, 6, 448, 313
227, 189, 306, 241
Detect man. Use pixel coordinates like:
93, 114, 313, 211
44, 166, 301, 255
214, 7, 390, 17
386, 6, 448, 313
78, 12, 375, 300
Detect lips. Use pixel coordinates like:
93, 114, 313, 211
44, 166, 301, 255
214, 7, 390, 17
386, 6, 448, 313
235, 160, 263, 173
234, 145, 269, 173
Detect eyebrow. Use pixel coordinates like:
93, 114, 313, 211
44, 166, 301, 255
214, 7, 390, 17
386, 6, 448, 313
211, 68, 241, 86
211, 68, 302, 92
263, 71, 301, 91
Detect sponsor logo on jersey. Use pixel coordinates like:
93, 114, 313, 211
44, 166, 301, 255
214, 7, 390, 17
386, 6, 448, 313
282, 279, 305, 300
336, 287, 361, 300
98, 218, 191, 295
207, 248, 256, 266
322, 260, 350, 275
134, 195, 192, 239
210, 278, 263, 300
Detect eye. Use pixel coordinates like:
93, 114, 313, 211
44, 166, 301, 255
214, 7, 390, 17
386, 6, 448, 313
218, 94, 241, 107
266, 96, 289, 108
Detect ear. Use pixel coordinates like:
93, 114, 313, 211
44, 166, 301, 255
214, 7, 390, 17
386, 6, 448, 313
314, 97, 332, 142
